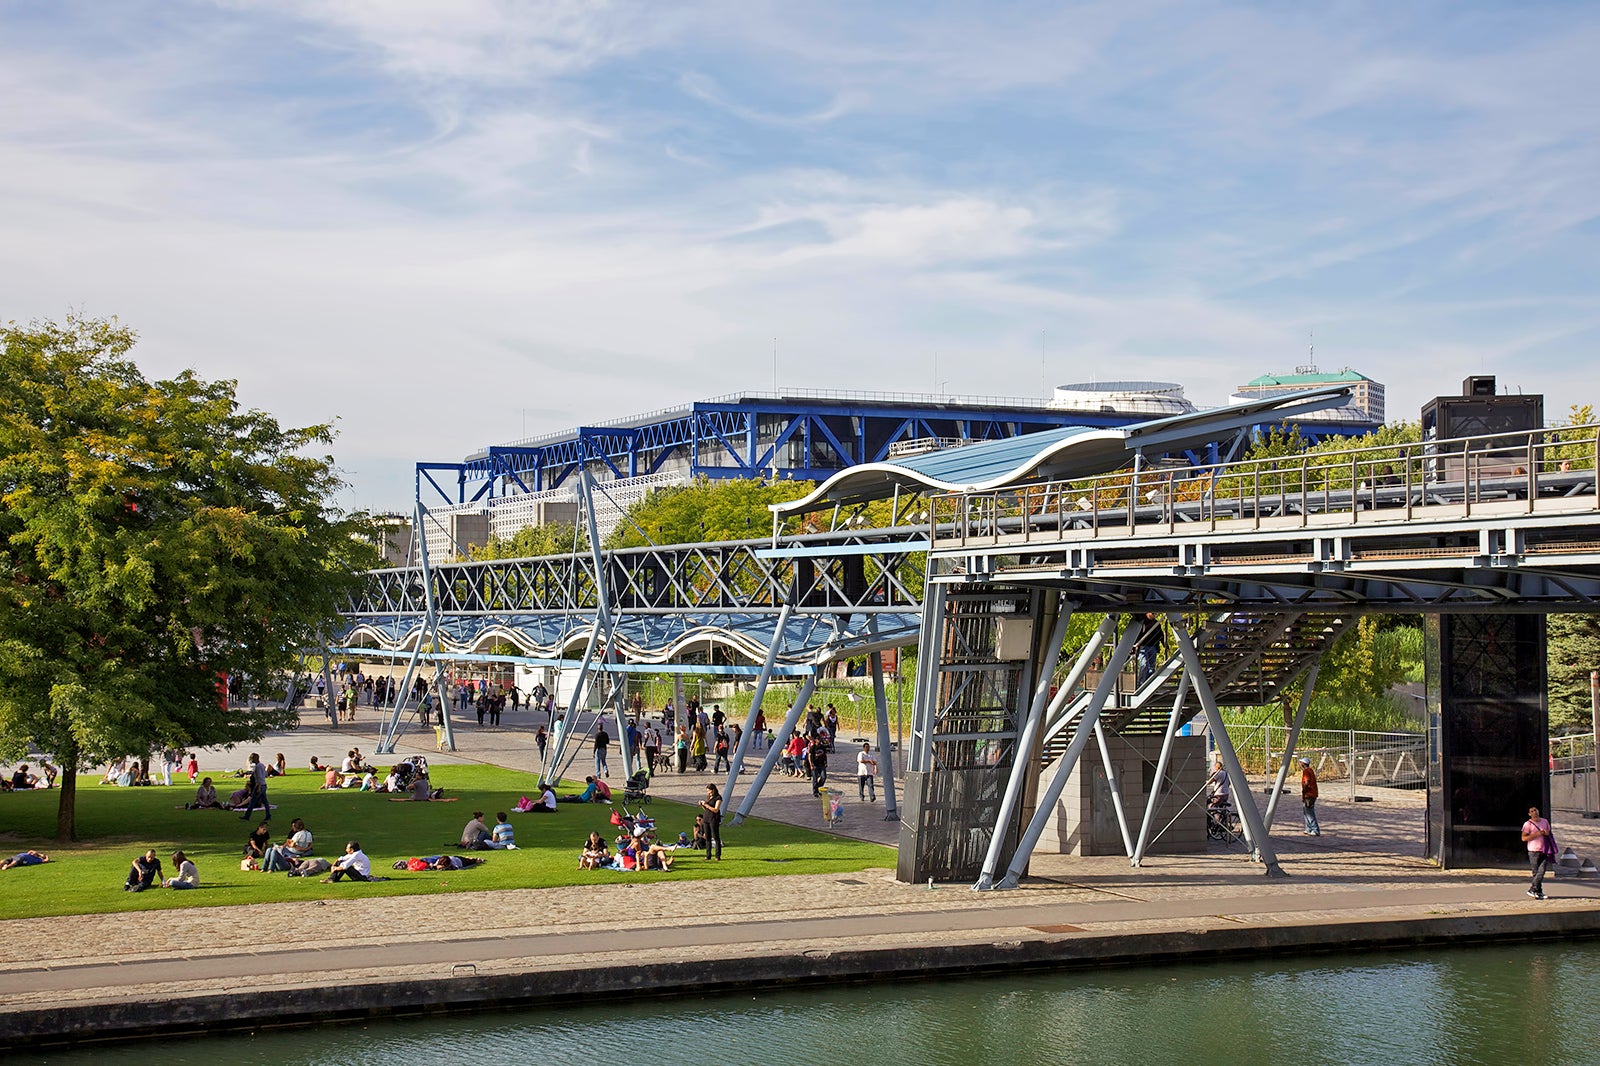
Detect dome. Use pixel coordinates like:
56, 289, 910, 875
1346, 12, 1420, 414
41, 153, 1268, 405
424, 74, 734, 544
1048, 381, 1196, 417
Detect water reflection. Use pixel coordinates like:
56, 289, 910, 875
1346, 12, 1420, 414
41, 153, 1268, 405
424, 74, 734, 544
31, 942, 1600, 1066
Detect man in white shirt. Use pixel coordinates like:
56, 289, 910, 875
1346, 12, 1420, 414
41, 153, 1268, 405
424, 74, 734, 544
857, 742, 879, 802
325, 840, 372, 882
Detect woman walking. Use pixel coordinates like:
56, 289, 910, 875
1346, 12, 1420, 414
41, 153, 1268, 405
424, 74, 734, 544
699, 784, 723, 861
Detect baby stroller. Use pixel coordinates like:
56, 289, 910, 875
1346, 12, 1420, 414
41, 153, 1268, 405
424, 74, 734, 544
610, 803, 657, 846
623, 769, 651, 805
391, 755, 429, 791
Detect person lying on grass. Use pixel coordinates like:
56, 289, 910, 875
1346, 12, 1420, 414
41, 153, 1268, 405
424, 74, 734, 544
1, 850, 48, 870
391, 855, 489, 871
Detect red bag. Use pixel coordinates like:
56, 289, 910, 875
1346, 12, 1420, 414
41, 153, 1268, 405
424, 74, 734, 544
609, 810, 623, 825
406, 858, 428, 871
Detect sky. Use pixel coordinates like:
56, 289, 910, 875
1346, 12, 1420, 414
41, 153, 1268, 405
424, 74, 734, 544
3, 0, 1598, 512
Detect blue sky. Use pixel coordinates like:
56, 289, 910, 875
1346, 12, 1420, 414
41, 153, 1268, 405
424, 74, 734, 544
3, 1, 1597, 510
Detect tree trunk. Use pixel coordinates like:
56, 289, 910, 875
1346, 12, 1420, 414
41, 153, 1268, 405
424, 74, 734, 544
56, 764, 78, 843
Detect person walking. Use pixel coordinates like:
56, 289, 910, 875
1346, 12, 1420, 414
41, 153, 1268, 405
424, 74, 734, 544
534, 725, 548, 765
857, 741, 879, 802
808, 734, 829, 796
240, 752, 270, 822
1300, 756, 1320, 836
593, 724, 611, 778
1522, 805, 1556, 900
699, 784, 723, 861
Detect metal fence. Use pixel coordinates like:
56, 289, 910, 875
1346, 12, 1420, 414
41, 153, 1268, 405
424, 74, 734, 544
1225, 723, 1426, 795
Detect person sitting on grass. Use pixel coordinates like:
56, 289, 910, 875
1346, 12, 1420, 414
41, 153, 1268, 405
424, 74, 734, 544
488, 813, 516, 850
1, 850, 49, 870
528, 782, 558, 813
266, 753, 288, 778
460, 811, 490, 850
10, 764, 38, 790
261, 818, 314, 872
225, 784, 251, 809
243, 821, 272, 861
579, 832, 609, 870
124, 849, 162, 892
322, 840, 373, 883
561, 776, 602, 803
379, 766, 403, 793
163, 850, 200, 889
189, 777, 222, 810
637, 839, 675, 871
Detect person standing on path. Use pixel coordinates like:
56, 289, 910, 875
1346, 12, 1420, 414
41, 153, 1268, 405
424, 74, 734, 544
808, 735, 829, 796
534, 726, 548, 765
699, 784, 723, 861
857, 742, 879, 802
240, 752, 270, 822
1300, 756, 1320, 836
594, 725, 611, 778
1522, 805, 1556, 900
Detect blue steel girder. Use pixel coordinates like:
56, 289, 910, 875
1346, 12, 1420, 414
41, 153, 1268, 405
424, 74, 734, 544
416, 463, 469, 507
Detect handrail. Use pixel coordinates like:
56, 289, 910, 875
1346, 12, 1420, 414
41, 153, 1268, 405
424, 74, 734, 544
932, 423, 1600, 548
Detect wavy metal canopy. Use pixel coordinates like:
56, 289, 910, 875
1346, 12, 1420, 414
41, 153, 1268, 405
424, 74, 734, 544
774, 386, 1353, 514
339, 610, 922, 668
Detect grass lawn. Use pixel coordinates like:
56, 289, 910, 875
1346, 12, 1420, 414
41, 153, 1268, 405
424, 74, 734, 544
0, 766, 891, 921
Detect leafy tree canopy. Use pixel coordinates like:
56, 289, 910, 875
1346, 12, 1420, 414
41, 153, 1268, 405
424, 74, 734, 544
0, 316, 376, 838
604, 477, 815, 550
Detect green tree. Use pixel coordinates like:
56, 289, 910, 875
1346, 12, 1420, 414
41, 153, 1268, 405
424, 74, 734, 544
0, 316, 376, 839
472, 519, 588, 561
604, 477, 815, 549
1548, 614, 1600, 733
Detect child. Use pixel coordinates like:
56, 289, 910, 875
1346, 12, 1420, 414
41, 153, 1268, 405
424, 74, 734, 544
185, 753, 199, 783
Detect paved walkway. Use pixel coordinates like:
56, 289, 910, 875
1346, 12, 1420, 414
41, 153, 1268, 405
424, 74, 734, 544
6, 705, 1600, 1029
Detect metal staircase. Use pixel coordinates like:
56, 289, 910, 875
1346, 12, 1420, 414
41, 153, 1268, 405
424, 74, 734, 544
1039, 610, 1351, 763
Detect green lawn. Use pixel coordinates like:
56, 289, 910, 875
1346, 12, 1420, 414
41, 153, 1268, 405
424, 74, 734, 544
0, 766, 891, 920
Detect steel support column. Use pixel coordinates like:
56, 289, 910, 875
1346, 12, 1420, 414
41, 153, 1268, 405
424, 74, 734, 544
869, 643, 898, 819
724, 603, 794, 810
995, 621, 1141, 890
1264, 663, 1320, 832
732, 673, 818, 825
1171, 620, 1283, 875
1131, 673, 1192, 866
1093, 719, 1136, 858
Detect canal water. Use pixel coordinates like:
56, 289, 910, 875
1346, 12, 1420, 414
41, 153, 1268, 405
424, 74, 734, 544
31, 941, 1599, 1065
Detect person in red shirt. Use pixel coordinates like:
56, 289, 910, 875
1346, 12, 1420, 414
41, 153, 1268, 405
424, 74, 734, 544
1300, 757, 1320, 836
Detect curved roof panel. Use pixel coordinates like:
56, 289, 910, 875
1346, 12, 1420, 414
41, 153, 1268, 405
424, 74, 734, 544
775, 386, 1353, 514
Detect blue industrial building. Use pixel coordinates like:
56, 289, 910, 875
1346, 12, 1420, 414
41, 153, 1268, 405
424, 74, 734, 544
415, 381, 1382, 513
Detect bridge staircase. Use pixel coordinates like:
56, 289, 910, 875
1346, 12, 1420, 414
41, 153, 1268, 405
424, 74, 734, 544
1039, 610, 1351, 764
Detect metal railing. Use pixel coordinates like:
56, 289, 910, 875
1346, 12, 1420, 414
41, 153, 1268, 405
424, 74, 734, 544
932, 422, 1600, 548
1228, 724, 1427, 793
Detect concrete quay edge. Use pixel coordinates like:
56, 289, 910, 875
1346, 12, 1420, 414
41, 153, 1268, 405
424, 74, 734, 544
7, 905, 1600, 1047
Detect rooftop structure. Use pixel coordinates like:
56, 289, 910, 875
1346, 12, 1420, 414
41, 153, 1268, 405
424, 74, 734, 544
410, 382, 1384, 559
1233, 364, 1385, 423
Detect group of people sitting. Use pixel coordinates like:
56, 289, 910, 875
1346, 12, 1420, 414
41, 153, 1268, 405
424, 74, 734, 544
6, 763, 57, 791
578, 829, 676, 872
457, 811, 517, 850
123, 849, 199, 891
308, 753, 443, 800
237, 819, 380, 882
